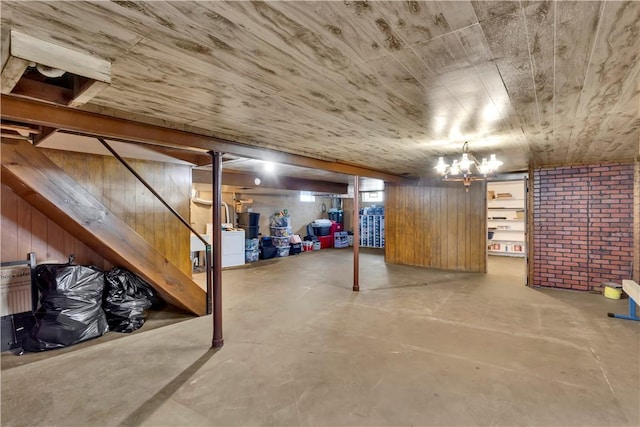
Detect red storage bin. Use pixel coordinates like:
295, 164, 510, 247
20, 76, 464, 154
318, 235, 332, 249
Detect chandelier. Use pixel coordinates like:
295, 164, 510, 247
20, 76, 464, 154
434, 142, 503, 191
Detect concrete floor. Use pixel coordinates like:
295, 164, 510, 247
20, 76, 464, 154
1, 249, 639, 426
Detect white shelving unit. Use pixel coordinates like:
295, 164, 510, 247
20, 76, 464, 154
487, 180, 526, 257
359, 213, 385, 248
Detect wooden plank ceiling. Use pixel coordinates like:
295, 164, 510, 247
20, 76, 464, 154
1, 1, 638, 177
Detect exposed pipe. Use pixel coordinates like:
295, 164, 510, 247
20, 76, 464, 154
353, 175, 360, 292
210, 151, 224, 348
221, 202, 230, 224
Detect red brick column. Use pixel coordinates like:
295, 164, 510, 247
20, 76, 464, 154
533, 163, 634, 291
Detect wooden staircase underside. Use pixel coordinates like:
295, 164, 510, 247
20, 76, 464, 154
1, 139, 206, 316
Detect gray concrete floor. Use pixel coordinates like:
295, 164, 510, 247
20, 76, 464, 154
2, 249, 639, 426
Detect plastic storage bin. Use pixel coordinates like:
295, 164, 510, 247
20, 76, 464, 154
238, 225, 259, 238
272, 236, 290, 247
237, 212, 260, 226
270, 227, 289, 237
334, 232, 349, 248
245, 238, 259, 250
318, 235, 332, 249
245, 249, 259, 262
260, 246, 277, 259
290, 242, 302, 255
312, 225, 331, 236
276, 246, 290, 257
328, 210, 344, 223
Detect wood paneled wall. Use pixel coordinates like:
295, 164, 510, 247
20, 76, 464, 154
385, 182, 487, 272
1, 149, 192, 275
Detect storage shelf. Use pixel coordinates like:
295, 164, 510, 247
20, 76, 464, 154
359, 213, 384, 248
487, 180, 526, 257
489, 251, 525, 257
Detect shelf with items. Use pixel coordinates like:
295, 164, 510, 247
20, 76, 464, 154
359, 210, 385, 248
487, 241, 525, 256
487, 180, 526, 257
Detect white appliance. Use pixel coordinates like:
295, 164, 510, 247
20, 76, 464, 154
221, 229, 245, 268
190, 229, 245, 268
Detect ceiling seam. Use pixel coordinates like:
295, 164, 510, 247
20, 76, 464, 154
519, 0, 544, 136
566, 1, 606, 147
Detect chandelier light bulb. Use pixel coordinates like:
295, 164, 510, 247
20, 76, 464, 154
479, 158, 491, 175
459, 153, 472, 173
435, 157, 449, 175
450, 159, 460, 175
489, 154, 503, 170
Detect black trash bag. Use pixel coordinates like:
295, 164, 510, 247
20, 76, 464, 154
23, 264, 108, 352
103, 268, 158, 333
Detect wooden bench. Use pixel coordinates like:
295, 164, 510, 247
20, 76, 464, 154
607, 280, 640, 322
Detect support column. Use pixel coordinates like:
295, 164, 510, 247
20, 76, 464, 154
210, 151, 224, 348
353, 175, 360, 292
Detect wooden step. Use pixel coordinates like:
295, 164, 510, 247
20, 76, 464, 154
1, 139, 206, 316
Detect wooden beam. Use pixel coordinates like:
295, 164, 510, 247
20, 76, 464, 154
0, 95, 415, 183
0, 56, 29, 95
0, 123, 40, 134
10, 31, 111, 83
32, 126, 57, 146
68, 80, 110, 108
143, 145, 212, 166
192, 168, 348, 194
0, 132, 30, 141
11, 78, 75, 105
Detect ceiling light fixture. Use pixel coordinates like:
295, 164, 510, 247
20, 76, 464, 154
435, 142, 503, 192
35, 63, 66, 78
263, 161, 275, 173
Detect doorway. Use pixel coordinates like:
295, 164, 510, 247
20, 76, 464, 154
487, 178, 528, 283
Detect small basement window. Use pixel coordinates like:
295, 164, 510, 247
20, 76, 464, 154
300, 191, 315, 202
362, 191, 384, 203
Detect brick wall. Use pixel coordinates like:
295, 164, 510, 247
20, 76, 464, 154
533, 163, 634, 291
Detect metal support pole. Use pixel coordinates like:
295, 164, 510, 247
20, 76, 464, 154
353, 175, 360, 292
205, 244, 212, 315
210, 151, 224, 348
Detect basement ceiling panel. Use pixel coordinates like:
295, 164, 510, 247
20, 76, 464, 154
1, 1, 638, 176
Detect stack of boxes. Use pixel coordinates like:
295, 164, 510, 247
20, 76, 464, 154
238, 212, 260, 263
271, 212, 291, 257
245, 238, 259, 263
329, 209, 348, 248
